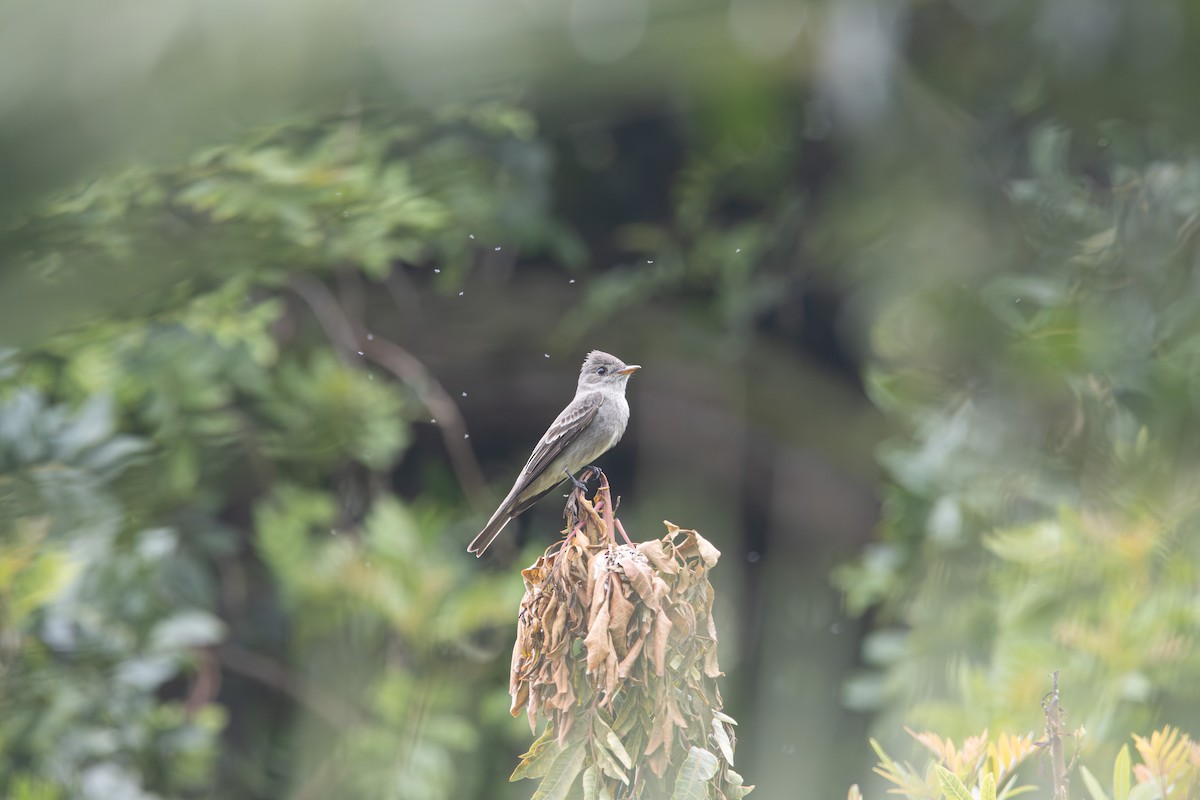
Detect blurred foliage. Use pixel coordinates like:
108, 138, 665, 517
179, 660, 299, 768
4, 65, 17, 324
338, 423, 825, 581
0, 104, 555, 798
851, 723, 1200, 800
834, 122, 1200, 756
0, 390, 221, 799
867, 728, 1037, 800
0, 103, 579, 346
6, 0, 1200, 797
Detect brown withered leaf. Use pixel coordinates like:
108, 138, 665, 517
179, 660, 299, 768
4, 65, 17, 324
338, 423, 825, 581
584, 588, 613, 672
617, 553, 661, 611
617, 633, 646, 679
507, 473, 751, 799
637, 538, 680, 575
652, 610, 673, 678
607, 584, 636, 655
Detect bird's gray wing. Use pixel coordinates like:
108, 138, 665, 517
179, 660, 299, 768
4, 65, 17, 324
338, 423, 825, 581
506, 391, 603, 503
467, 392, 604, 556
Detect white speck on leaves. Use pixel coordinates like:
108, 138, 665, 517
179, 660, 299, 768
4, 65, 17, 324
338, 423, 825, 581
356, 351, 363, 356
736, 248, 742, 253
469, 234, 475, 239
461, 391, 468, 397
430, 418, 436, 423
494, 246, 501, 252
458, 291, 464, 296
434, 268, 441, 273
647, 260, 653, 264
544, 353, 550, 358
464, 433, 470, 439
569, 279, 576, 284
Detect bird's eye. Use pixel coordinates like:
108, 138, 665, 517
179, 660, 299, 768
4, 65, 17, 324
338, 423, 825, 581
596, 366, 608, 375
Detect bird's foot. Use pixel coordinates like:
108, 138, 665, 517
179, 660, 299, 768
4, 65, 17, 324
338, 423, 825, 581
563, 465, 602, 493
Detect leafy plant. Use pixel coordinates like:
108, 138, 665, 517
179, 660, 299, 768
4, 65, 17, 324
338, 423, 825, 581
0, 100, 565, 799
508, 476, 752, 799
0, 391, 222, 799
856, 725, 1200, 800
834, 125, 1200, 748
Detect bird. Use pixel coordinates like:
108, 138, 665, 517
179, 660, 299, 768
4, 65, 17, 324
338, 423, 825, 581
467, 350, 640, 556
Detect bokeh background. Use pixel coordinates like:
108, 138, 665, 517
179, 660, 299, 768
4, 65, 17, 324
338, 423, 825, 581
5, 1, 1200, 798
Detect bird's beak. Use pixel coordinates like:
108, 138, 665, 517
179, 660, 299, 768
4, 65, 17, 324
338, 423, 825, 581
616, 365, 641, 375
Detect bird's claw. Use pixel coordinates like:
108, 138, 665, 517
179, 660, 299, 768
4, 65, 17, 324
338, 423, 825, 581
564, 465, 601, 493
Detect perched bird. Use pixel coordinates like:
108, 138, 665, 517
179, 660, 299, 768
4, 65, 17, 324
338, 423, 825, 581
467, 350, 640, 556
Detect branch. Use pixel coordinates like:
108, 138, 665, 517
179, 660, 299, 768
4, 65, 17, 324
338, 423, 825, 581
288, 276, 489, 508
1041, 670, 1070, 800
218, 643, 363, 730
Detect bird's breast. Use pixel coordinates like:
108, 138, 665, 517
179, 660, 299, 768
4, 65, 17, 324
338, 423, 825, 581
600, 395, 630, 449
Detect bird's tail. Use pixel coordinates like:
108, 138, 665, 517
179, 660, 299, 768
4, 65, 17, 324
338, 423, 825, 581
467, 511, 512, 556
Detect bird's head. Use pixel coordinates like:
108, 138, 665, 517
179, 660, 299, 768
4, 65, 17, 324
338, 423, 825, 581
578, 350, 640, 390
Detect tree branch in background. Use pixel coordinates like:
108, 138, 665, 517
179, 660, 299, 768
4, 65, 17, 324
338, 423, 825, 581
288, 275, 489, 509
218, 643, 363, 731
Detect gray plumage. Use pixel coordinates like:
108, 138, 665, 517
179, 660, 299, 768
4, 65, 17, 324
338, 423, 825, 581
467, 350, 640, 556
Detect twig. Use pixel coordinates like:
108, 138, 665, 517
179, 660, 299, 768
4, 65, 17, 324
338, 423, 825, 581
599, 474, 615, 543
288, 276, 489, 508
614, 518, 633, 547
363, 336, 489, 507
184, 646, 222, 716
1040, 671, 1070, 800
597, 474, 633, 546
218, 643, 363, 730
289, 276, 358, 363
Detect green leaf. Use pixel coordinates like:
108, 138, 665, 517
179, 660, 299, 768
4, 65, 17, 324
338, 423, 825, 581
671, 747, 720, 800
981, 772, 997, 800
1080, 766, 1110, 800
711, 718, 735, 766
582, 765, 598, 800
149, 610, 226, 651
1113, 745, 1131, 800
593, 714, 633, 769
997, 784, 1038, 800
935, 766, 972, 800
56, 394, 115, 459
529, 738, 587, 800
510, 724, 561, 781
724, 769, 755, 799
1126, 784, 1159, 800
590, 737, 629, 785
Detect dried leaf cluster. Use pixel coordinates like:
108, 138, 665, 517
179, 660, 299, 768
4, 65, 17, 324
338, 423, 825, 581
508, 475, 752, 799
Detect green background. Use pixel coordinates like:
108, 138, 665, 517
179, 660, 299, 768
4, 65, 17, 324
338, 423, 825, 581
4, 1, 1200, 798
